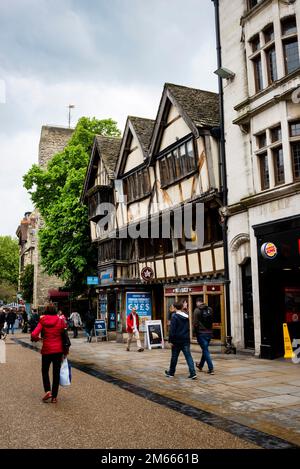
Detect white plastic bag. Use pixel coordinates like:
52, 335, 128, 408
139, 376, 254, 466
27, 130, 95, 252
59, 358, 71, 386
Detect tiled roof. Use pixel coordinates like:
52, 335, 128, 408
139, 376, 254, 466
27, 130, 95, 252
95, 135, 122, 178
128, 116, 155, 155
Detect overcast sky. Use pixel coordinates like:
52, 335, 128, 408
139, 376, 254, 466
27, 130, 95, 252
0, 0, 217, 237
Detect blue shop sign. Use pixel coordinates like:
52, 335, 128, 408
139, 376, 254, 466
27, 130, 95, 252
87, 276, 99, 285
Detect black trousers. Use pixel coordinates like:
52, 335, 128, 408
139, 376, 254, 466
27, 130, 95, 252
41, 353, 63, 398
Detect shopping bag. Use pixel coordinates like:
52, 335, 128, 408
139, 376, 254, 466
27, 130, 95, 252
59, 358, 71, 386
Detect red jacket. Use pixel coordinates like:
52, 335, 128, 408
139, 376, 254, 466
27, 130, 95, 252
31, 315, 66, 355
126, 312, 140, 334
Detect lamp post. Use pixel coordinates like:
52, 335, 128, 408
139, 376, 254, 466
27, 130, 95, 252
68, 104, 75, 128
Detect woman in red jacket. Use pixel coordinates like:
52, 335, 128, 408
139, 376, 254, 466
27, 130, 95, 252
31, 304, 67, 403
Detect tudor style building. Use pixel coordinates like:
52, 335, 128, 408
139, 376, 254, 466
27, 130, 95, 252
216, 0, 300, 358
83, 83, 226, 344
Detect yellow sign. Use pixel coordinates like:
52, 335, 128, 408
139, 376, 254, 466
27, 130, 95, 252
283, 323, 295, 359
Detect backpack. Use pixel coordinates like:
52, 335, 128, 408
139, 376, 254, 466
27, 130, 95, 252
197, 307, 213, 331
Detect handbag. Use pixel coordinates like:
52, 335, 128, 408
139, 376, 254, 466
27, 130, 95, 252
62, 328, 71, 349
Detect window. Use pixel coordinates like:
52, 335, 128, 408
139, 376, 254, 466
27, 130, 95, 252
271, 126, 282, 143
289, 120, 300, 137
253, 55, 263, 92
283, 39, 300, 74
263, 24, 274, 44
247, 0, 258, 10
250, 34, 260, 53
159, 139, 197, 187
282, 17, 300, 75
282, 17, 297, 36
291, 142, 300, 180
266, 46, 278, 83
273, 147, 285, 185
259, 153, 270, 190
123, 167, 151, 204
257, 132, 267, 149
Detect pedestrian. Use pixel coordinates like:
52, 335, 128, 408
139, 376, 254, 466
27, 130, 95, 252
0, 308, 5, 331
85, 310, 95, 343
57, 309, 67, 327
69, 311, 82, 338
126, 307, 144, 352
193, 298, 214, 375
31, 303, 69, 403
6, 309, 17, 334
29, 309, 39, 333
165, 301, 196, 379
167, 304, 176, 327
22, 309, 28, 333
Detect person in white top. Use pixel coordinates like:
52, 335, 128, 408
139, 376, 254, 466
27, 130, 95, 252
69, 311, 82, 338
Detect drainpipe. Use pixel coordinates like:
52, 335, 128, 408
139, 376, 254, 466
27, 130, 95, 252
211, 0, 235, 353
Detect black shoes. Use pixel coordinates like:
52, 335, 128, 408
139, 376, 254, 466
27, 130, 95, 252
195, 363, 203, 371
188, 374, 197, 380
165, 370, 174, 378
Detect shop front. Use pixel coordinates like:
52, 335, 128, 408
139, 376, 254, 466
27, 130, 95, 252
164, 283, 226, 344
254, 215, 300, 359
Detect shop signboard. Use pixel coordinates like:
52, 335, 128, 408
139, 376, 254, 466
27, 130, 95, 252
100, 268, 114, 285
87, 276, 99, 285
94, 319, 107, 341
126, 292, 152, 332
145, 320, 164, 350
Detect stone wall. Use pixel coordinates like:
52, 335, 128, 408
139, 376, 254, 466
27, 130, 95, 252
33, 126, 73, 307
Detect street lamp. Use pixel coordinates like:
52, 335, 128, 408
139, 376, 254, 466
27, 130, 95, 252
214, 67, 235, 80
68, 104, 75, 128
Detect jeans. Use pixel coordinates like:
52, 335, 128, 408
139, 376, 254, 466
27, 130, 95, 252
197, 333, 214, 372
41, 353, 63, 398
169, 343, 196, 376
7, 323, 15, 334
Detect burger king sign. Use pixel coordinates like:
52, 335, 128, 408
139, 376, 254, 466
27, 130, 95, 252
261, 242, 278, 260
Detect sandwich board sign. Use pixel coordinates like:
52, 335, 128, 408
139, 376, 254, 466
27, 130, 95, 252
94, 319, 107, 341
145, 320, 164, 350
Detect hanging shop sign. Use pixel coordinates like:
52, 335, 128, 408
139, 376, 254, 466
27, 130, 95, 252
261, 242, 278, 260
87, 276, 99, 285
141, 266, 154, 282
145, 320, 164, 350
126, 292, 152, 332
100, 268, 114, 285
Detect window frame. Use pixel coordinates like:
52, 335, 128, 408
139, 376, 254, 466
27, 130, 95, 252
272, 146, 285, 186
123, 166, 151, 204
259, 152, 270, 191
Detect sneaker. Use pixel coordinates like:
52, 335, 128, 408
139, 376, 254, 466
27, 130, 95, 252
137, 348, 144, 352
188, 374, 197, 380
165, 370, 174, 378
207, 370, 215, 375
126, 347, 130, 351
195, 363, 203, 371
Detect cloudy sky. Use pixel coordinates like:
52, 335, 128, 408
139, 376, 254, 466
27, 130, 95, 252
0, 0, 217, 237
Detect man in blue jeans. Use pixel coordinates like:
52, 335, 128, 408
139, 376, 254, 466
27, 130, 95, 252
165, 301, 196, 380
193, 299, 214, 374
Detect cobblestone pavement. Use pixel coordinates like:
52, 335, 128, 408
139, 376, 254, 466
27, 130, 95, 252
12, 332, 300, 447
0, 336, 258, 449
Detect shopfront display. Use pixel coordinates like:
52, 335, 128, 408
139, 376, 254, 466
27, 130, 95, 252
126, 292, 152, 332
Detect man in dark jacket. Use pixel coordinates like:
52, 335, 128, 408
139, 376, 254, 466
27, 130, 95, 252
165, 302, 196, 379
193, 299, 214, 374
6, 309, 17, 334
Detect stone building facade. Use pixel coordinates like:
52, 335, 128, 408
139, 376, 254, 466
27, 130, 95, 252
16, 211, 37, 290
33, 126, 73, 308
217, 0, 300, 358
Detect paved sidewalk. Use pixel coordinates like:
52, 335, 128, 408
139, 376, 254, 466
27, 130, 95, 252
18, 333, 300, 446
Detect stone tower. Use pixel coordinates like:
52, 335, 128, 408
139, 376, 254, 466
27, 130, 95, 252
33, 126, 74, 308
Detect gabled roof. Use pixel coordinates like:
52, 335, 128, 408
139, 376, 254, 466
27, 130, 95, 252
149, 83, 219, 159
115, 116, 155, 177
81, 135, 121, 202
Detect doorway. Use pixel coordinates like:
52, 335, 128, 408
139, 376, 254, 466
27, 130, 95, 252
242, 259, 254, 349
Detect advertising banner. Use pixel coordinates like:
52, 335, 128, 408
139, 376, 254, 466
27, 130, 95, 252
126, 292, 152, 332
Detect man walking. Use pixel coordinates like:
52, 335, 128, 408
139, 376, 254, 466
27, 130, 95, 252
193, 298, 214, 375
6, 309, 17, 335
126, 307, 144, 352
165, 302, 196, 379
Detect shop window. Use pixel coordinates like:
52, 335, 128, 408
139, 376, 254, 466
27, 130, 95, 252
259, 153, 270, 190
159, 138, 197, 187
291, 142, 300, 180
271, 125, 282, 143
272, 147, 285, 186
123, 167, 151, 204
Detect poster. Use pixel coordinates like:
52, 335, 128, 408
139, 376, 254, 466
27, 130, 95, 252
126, 292, 152, 332
145, 320, 164, 349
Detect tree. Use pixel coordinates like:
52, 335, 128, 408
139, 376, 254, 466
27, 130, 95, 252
0, 280, 17, 304
20, 264, 34, 303
0, 236, 19, 286
23, 117, 120, 292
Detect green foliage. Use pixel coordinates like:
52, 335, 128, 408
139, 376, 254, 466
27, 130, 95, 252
0, 280, 17, 304
23, 117, 120, 291
0, 236, 19, 286
20, 264, 34, 303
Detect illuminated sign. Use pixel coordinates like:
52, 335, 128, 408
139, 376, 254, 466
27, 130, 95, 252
261, 242, 278, 259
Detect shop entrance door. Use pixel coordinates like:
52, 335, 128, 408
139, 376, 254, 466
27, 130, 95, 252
242, 259, 254, 349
